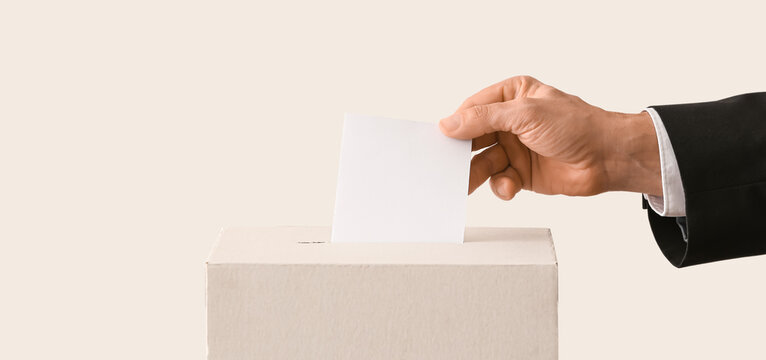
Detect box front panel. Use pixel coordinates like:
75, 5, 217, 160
207, 263, 557, 360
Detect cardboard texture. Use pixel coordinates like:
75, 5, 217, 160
206, 227, 558, 360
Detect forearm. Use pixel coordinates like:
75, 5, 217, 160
647, 92, 766, 267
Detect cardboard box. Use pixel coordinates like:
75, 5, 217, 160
206, 227, 558, 360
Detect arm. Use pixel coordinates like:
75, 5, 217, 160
647, 93, 766, 267
439, 76, 766, 267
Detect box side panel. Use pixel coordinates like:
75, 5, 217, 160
207, 264, 557, 360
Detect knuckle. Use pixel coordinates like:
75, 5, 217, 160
570, 94, 587, 104
508, 75, 539, 88
472, 104, 490, 122
517, 75, 538, 84
502, 75, 543, 99
539, 84, 563, 97
470, 156, 492, 177
479, 158, 494, 175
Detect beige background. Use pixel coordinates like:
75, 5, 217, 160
1, 0, 765, 359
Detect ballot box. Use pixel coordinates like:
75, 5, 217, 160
206, 227, 558, 360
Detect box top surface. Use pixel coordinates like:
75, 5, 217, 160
207, 227, 556, 266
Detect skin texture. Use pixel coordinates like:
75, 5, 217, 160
439, 76, 662, 201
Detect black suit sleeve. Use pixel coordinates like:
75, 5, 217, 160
647, 92, 766, 267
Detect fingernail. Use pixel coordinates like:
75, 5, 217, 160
439, 114, 461, 132
497, 180, 510, 199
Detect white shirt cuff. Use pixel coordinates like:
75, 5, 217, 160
643, 108, 686, 217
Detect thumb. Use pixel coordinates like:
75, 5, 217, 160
439, 100, 527, 140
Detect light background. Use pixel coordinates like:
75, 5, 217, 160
2, 0, 765, 358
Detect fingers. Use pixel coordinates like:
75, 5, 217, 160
468, 144, 508, 194
440, 100, 528, 140
490, 167, 523, 200
472, 133, 497, 151
455, 75, 544, 112
469, 141, 527, 200
496, 133, 532, 191
440, 76, 553, 140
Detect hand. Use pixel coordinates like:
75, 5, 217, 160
439, 76, 662, 200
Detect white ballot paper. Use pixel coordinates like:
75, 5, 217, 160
332, 114, 471, 243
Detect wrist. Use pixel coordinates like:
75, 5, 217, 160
602, 111, 662, 196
